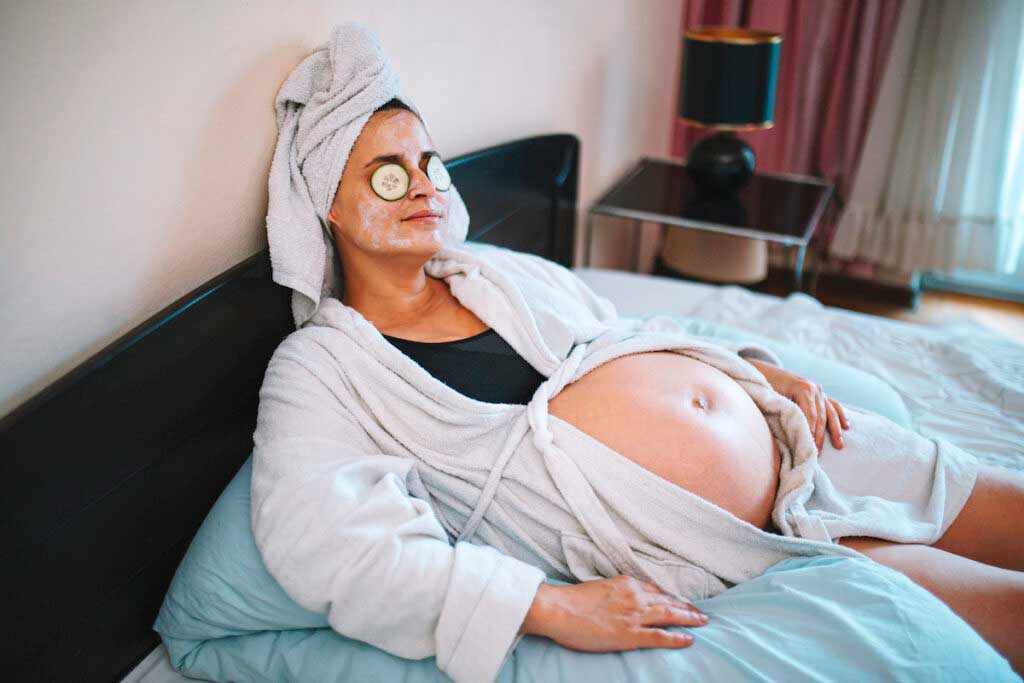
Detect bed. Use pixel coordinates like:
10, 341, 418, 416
3, 133, 1020, 683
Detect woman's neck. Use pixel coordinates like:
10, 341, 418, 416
343, 271, 445, 327
338, 250, 489, 340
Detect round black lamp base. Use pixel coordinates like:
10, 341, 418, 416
685, 131, 755, 196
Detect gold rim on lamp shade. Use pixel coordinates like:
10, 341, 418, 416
684, 26, 782, 45
680, 117, 775, 131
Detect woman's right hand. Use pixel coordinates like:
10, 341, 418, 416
519, 576, 708, 652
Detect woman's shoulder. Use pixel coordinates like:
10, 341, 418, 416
265, 319, 358, 377
449, 241, 619, 324
455, 241, 578, 287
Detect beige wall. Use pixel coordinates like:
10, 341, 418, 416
0, 0, 684, 418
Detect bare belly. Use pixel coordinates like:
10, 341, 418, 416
548, 351, 781, 530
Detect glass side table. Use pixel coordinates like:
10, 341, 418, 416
584, 157, 833, 293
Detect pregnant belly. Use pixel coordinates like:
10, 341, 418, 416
547, 351, 781, 530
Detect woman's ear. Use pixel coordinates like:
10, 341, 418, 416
322, 212, 339, 245
327, 200, 345, 228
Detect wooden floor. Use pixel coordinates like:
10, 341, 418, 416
828, 290, 1024, 345
758, 270, 1024, 345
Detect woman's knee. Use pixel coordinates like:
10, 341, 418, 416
932, 464, 1024, 571
837, 535, 1024, 600
837, 537, 943, 583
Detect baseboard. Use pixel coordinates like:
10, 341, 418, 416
921, 271, 1024, 304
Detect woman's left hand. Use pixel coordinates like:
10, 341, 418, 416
747, 360, 850, 451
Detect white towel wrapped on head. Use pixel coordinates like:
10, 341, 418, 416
265, 22, 470, 328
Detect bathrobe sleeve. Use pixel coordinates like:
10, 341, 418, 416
250, 333, 546, 683
522, 252, 784, 368
624, 314, 783, 367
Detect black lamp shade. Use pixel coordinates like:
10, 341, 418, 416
679, 27, 781, 129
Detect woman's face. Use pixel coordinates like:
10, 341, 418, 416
327, 109, 450, 259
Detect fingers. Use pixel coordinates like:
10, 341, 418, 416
799, 386, 826, 451
636, 584, 708, 648
631, 626, 694, 649
797, 394, 817, 447
833, 399, 850, 429
632, 595, 703, 649
813, 385, 827, 450
825, 399, 844, 449
638, 582, 706, 619
638, 600, 708, 628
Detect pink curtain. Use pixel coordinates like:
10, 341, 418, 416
670, 0, 903, 256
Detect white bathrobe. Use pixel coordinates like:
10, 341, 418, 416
250, 241, 978, 683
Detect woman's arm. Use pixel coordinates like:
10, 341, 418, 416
517, 251, 785, 367
251, 334, 545, 683
620, 312, 784, 367
490, 246, 781, 371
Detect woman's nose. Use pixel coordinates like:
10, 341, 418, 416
406, 166, 437, 199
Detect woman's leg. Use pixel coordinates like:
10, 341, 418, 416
930, 464, 1024, 572
838, 536, 1024, 675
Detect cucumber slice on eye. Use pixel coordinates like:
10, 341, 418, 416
370, 162, 410, 201
426, 154, 452, 191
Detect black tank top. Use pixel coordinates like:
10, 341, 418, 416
382, 328, 546, 404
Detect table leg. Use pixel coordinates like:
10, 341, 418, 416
807, 238, 821, 297
632, 219, 643, 273
583, 212, 594, 267
793, 243, 807, 293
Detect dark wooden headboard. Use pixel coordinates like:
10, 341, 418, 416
0, 132, 580, 681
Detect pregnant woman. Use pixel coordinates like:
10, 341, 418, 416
253, 24, 1024, 683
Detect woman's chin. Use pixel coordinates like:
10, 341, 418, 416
376, 231, 444, 257
409, 223, 446, 246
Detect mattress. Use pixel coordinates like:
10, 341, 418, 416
123, 267, 1023, 683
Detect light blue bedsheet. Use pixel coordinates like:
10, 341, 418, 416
155, 462, 1016, 682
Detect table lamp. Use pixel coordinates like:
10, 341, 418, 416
678, 26, 781, 195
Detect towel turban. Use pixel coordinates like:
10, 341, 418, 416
266, 22, 470, 329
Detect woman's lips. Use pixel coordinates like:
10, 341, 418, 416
402, 214, 441, 224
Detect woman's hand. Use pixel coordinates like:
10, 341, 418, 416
519, 577, 708, 652
747, 359, 850, 451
